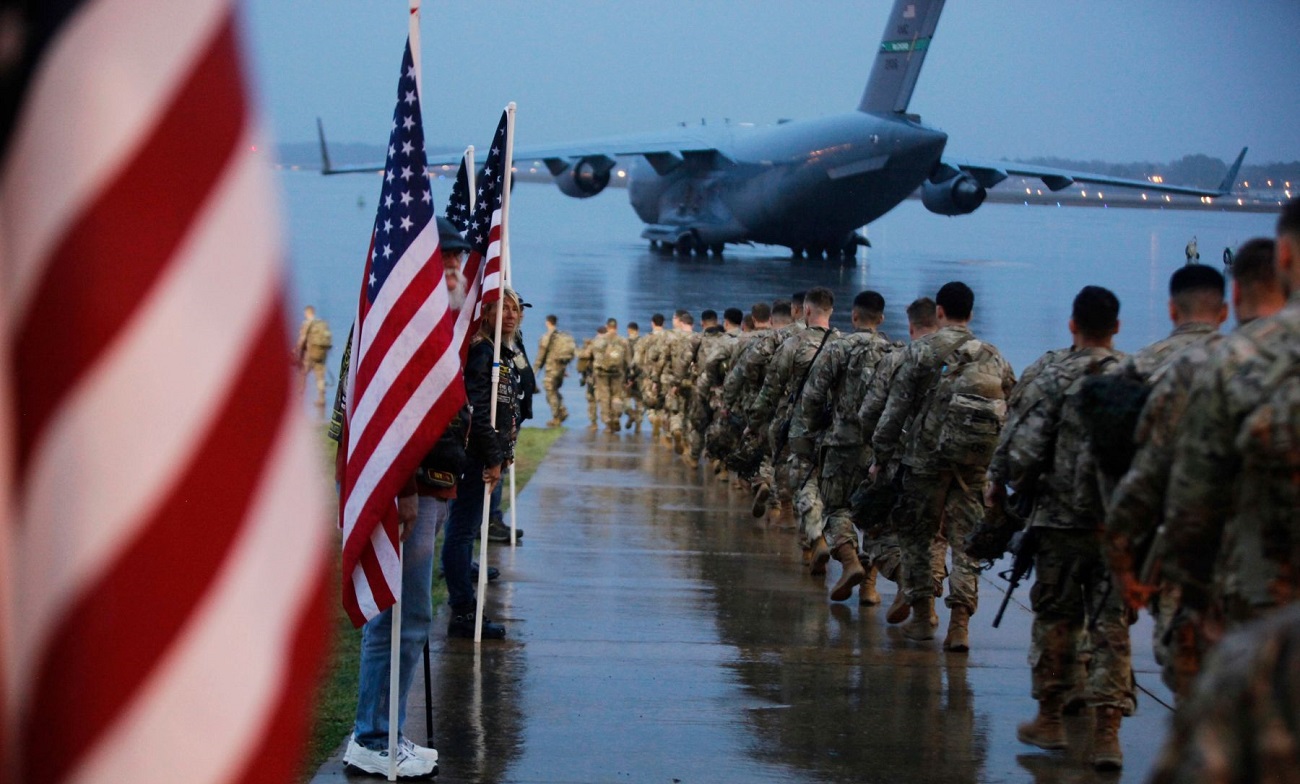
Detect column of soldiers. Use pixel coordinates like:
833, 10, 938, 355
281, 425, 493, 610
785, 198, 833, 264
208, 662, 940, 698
525, 197, 1300, 778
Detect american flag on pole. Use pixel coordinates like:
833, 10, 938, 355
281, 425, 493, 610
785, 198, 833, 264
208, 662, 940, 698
445, 153, 473, 233
0, 2, 329, 783
449, 111, 509, 355
338, 37, 465, 627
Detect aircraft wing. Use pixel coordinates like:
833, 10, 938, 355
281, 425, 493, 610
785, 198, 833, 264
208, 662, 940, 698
428, 127, 730, 177
939, 147, 1247, 198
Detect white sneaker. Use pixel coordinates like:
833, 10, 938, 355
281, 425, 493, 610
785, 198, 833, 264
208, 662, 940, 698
343, 735, 435, 778
400, 736, 439, 765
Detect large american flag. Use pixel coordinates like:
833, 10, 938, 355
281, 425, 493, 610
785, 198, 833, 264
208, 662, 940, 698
448, 111, 509, 354
0, 2, 329, 782
338, 38, 465, 627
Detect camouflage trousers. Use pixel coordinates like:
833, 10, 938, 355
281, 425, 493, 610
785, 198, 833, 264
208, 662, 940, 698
894, 466, 984, 612
789, 454, 823, 548
1028, 528, 1135, 712
541, 367, 567, 423
621, 381, 643, 427
1152, 582, 1209, 701
664, 385, 693, 439
686, 391, 717, 461
584, 378, 598, 424
819, 446, 867, 551
593, 372, 624, 428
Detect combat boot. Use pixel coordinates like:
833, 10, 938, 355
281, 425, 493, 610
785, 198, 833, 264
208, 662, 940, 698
1091, 706, 1124, 770
682, 451, 699, 469
672, 430, 685, 455
810, 538, 831, 576
943, 604, 972, 653
886, 589, 911, 624
859, 565, 881, 605
829, 543, 867, 601
651, 418, 661, 439
1016, 694, 1067, 750
902, 597, 937, 641
751, 483, 770, 518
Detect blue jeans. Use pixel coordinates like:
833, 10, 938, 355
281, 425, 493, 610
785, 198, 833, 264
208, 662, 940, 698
352, 497, 445, 749
444, 459, 488, 610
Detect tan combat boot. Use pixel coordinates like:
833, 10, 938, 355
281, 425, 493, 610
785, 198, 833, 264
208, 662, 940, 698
1091, 706, 1123, 770
886, 589, 911, 624
859, 565, 881, 605
651, 418, 662, 439
810, 538, 831, 576
751, 483, 771, 518
943, 604, 972, 653
681, 451, 699, 469
829, 543, 867, 601
902, 597, 937, 640
672, 431, 685, 455
1016, 694, 1067, 750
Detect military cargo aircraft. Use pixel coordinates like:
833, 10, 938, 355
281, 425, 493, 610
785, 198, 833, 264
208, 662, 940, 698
321, 0, 1244, 260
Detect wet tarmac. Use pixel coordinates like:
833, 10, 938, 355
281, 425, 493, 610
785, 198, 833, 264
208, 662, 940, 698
312, 428, 1175, 784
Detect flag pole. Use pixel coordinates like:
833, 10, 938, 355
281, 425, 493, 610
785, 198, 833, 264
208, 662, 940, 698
474, 290, 505, 643
499, 102, 519, 546
385, 2, 421, 779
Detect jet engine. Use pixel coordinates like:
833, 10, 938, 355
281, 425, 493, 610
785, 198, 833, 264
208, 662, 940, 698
921, 173, 986, 216
554, 156, 615, 199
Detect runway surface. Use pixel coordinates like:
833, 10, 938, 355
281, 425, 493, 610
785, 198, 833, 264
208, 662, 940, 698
313, 427, 1174, 784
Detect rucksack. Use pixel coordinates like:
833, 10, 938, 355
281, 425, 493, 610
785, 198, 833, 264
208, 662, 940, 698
1077, 368, 1150, 479
922, 338, 1008, 468
547, 332, 576, 364
594, 337, 626, 373
306, 319, 332, 348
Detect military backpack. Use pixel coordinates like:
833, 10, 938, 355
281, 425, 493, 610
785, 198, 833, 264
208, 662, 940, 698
1237, 337, 1300, 564
920, 337, 1009, 468
594, 336, 626, 374
548, 332, 577, 364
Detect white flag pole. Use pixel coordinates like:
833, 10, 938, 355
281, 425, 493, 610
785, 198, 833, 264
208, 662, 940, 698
386, 2, 421, 779
465, 146, 476, 212
499, 103, 519, 545
475, 284, 505, 643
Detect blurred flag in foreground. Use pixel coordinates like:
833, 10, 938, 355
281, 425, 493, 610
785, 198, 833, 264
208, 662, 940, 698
0, 1, 330, 782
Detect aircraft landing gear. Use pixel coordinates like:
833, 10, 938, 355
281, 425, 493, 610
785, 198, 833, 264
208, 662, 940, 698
791, 246, 805, 259
710, 243, 725, 257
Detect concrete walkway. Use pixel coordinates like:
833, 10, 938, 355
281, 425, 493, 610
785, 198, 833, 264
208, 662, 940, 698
313, 428, 1174, 783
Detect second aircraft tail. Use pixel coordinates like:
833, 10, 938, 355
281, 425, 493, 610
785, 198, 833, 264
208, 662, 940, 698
858, 0, 947, 116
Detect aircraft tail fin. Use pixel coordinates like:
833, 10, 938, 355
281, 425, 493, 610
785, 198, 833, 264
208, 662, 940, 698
316, 117, 335, 174
858, 0, 947, 115
1216, 147, 1247, 195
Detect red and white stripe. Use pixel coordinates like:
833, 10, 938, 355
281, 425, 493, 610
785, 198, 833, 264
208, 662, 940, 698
0, 2, 329, 782
457, 207, 503, 355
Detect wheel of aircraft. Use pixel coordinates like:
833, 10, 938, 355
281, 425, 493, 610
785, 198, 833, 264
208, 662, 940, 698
675, 236, 693, 256
808, 246, 825, 259
649, 239, 659, 251
791, 247, 805, 259
710, 243, 725, 257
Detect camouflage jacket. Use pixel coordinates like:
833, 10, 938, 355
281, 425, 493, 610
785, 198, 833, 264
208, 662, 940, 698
1106, 333, 1224, 561
636, 329, 670, 383
749, 324, 835, 432
872, 325, 1015, 472
987, 347, 1072, 483
535, 329, 576, 370
694, 328, 738, 407
721, 327, 779, 414
858, 342, 906, 440
661, 329, 701, 388
1164, 297, 1300, 607
992, 346, 1122, 530
790, 328, 895, 449
1119, 322, 1220, 383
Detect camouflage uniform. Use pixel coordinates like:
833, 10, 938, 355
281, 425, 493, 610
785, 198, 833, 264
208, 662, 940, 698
1164, 295, 1300, 629
662, 329, 702, 448
591, 332, 629, 430
751, 324, 836, 545
1149, 604, 1300, 784
575, 338, 598, 426
790, 328, 894, 552
991, 346, 1135, 712
1105, 327, 1223, 699
873, 325, 1015, 615
854, 346, 918, 589
535, 329, 577, 425
622, 332, 643, 430
636, 328, 670, 436
687, 327, 737, 461
296, 315, 333, 413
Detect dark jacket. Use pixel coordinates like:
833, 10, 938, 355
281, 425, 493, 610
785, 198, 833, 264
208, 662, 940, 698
465, 335, 521, 468
416, 405, 469, 491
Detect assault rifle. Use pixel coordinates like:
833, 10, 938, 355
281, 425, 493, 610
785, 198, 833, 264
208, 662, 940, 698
992, 526, 1040, 628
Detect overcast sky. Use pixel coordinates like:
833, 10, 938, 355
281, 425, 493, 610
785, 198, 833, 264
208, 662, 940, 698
240, 1, 1299, 165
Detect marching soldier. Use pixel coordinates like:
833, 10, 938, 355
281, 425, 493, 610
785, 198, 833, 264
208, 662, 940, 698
535, 314, 577, 427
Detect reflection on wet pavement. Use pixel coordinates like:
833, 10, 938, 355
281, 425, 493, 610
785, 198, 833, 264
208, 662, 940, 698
319, 428, 1173, 783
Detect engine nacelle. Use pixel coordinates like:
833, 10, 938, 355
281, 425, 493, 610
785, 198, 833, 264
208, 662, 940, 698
555, 156, 614, 199
921, 173, 987, 216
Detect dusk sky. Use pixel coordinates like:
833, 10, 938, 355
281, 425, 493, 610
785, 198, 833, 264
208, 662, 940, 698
240, 1, 1299, 166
